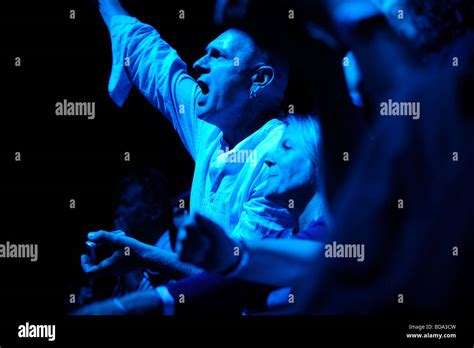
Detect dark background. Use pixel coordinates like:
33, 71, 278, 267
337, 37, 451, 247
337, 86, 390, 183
1, 1, 474, 345
0, 0, 223, 318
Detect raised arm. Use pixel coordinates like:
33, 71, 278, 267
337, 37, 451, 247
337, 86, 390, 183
98, 0, 130, 28
98, 0, 204, 159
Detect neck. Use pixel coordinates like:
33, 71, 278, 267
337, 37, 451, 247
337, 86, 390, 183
296, 193, 325, 232
222, 120, 265, 149
221, 105, 272, 149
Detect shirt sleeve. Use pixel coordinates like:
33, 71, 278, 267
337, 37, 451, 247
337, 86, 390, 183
230, 179, 295, 240
108, 15, 201, 159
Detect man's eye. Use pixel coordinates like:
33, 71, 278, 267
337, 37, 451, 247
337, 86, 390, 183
210, 50, 223, 58
282, 141, 292, 150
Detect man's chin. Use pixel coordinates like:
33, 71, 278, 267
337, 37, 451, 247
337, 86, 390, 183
197, 112, 207, 120
196, 107, 207, 119
197, 109, 216, 123
264, 190, 280, 203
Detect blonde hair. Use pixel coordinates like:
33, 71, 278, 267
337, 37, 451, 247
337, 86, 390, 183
284, 114, 323, 190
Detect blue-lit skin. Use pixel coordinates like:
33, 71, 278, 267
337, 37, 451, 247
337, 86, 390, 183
194, 29, 255, 121
175, 116, 327, 281
264, 123, 318, 219
99, 0, 287, 148
342, 51, 364, 108
193, 29, 283, 147
373, 0, 419, 41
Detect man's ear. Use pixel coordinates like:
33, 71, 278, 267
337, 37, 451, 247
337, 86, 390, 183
250, 66, 275, 97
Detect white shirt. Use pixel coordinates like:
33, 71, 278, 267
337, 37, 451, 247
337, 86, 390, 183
108, 15, 294, 240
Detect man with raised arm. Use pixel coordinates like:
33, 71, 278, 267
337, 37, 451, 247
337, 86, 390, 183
97, 0, 293, 241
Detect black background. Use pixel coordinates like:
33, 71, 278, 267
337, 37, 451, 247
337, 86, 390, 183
0, 1, 473, 345
0, 0, 220, 318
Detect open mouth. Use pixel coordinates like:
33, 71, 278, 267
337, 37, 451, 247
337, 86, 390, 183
197, 79, 210, 95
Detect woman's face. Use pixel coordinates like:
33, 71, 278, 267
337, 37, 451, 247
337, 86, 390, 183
264, 123, 315, 206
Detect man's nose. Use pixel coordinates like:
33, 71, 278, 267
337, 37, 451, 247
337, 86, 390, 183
193, 56, 210, 75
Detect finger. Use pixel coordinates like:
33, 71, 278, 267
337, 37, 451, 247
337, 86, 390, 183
87, 230, 120, 246
138, 278, 146, 291
83, 253, 119, 278
92, 255, 118, 274
82, 263, 101, 277
81, 254, 91, 273
139, 278, 152, 291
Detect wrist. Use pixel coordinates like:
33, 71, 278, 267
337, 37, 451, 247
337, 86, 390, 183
99, 0, 130, 28
220, 240, 249, 277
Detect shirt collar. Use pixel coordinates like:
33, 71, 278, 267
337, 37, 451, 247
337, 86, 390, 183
218, 117, 284, 153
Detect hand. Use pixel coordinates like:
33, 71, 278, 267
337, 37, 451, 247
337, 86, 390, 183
176, 213, 241, 274
138, 277, 154, 291
97, 0, 129, 28
81, 230, 151, 278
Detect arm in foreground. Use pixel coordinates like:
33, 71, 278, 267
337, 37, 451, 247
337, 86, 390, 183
177, 214, 323, 288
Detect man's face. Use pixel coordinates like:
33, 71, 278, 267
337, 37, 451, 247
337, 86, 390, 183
193, 29, 257, 128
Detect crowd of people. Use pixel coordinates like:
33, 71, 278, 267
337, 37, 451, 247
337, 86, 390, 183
72, 0, 474, 315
